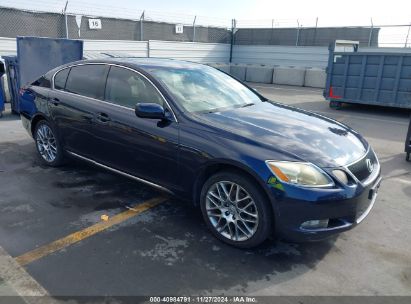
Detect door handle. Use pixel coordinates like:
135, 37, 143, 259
96, 112, 111, 123
51, 97, 60, 106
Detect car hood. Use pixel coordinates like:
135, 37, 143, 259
193, 101, 368, 168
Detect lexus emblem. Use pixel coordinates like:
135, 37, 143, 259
366, 158, 374, 173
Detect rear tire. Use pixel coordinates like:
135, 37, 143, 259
34, 120, 65, 167
200, 171, 273, 248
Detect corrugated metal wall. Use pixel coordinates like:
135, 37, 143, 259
359, 47, 411, 53
231, 45, 329, 68
3, 37, 410, 68
0, 37, 17, 56
149, 40, 230, 63
83, 40, 148, 58
230, 46, 411, 68
0, 37, 230, 63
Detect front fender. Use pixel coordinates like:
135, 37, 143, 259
192, 157, 277, 210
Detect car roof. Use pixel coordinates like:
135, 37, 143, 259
80, 58, 209, 70
44, 58, 216, 80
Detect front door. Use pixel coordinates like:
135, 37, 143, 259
91, 66, 180, 190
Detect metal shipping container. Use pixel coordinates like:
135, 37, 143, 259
324, 43, 411, 109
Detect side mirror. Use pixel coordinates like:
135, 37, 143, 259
135, 103, 165, 119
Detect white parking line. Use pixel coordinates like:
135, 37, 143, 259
390, 177, 411, 185
251, 84, 322, 94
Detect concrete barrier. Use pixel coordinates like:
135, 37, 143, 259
273, 66, 306, 86
229, 64, 247, 81
209, 63, 325, 89
304, 68, 326, 88
208, 63, 230, 74
246, 65, 273, 83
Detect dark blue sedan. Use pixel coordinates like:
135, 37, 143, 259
19, 59, 381, 248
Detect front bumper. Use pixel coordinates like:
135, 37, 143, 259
271, 171, 382, 242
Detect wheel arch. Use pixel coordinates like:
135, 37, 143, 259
192, 160, 275, 217
30, 113, 50, 136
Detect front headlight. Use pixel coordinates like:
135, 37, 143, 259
266, 161, 334, 187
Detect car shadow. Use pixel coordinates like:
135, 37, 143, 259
104, 197, 337, 295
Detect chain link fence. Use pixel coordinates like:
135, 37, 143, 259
0, 7, 66, 39
0, 2, 410, 47
234, 18, 411, 47
0, 6, 232, 43
233, 27, 380, 47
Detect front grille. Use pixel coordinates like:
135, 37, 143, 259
347, 149, 377, 182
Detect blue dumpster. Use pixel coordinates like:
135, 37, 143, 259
3, 36, 83, 114
324, 42, 411, 109
406, 114, 411, 161
0, 59, 5, 117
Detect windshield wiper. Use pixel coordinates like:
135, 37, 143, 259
241, 103, 255, 108
205, 103, 255, 113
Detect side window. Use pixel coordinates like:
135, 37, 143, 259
65, 65, 106, 99
54, 68, 70, 90
105, 66, 164, 109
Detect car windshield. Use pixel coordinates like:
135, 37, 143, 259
148, 66, 263, 113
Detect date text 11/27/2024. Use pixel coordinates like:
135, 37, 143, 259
149, 296, 257, 303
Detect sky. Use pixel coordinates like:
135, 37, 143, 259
4, 0, 411, 26
2, 0, 411, 45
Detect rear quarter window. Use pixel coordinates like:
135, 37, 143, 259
54, 68, 70, 90
31, 75, 51, 88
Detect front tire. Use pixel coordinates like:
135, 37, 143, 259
200, 171, 273, 248
34, 120, 65, 167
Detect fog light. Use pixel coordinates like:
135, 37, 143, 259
301, 219, 329, 229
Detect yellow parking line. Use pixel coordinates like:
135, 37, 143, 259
15, 196, 167, 266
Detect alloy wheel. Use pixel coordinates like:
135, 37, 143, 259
36, 124, 58, 162
206, 181, 259, 242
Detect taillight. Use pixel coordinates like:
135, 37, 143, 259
329, 86, 342, 99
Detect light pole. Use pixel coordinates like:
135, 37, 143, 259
63, 0, 69, 38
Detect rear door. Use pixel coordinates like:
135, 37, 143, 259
48, 64, 108, 157
91, 65, 180, 190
